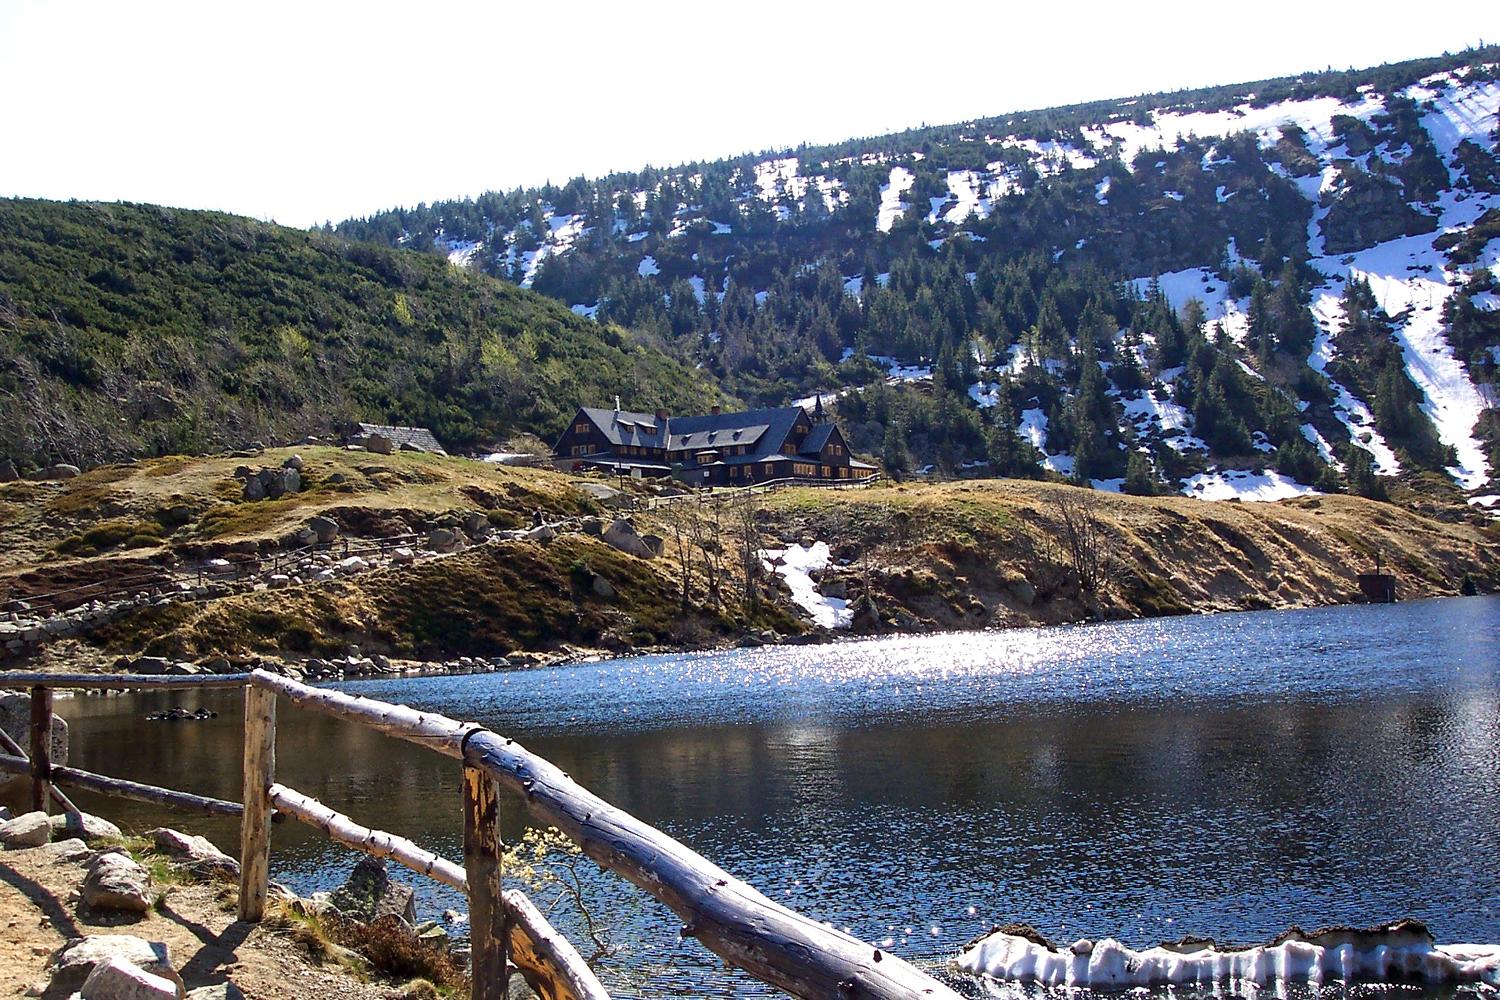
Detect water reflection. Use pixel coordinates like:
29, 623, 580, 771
57, 596, 1500, 998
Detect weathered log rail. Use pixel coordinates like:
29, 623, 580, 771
0, 669, 962, 1000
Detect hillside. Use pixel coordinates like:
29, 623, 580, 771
1, 449, 1492, 668
338, 48, 1500, 511
0, 198, 722, 472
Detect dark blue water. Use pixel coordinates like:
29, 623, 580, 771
63, 596, 1500, 997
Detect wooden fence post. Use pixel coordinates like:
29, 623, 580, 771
239, 684, 277, 922
28, 686, 52, 815
464, 763, 508, 1000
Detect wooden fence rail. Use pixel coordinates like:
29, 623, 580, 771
0, 669, 961, 1000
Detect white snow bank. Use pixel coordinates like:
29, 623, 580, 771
877, 166, 915, 233
958, 929, 1500, 989
1184, 468, 1317, 501
637, 255, 660, 277
759, 542, 850, 629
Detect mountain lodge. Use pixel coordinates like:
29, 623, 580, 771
552, 402, 877, 485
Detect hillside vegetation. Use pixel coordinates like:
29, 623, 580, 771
0, 199, 722, 471
1, 449, 1491, 664
339, 47, 1500, 504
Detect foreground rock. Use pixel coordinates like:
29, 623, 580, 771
51, 810, 123, 842
49, 936, 180, 995
327, 855, 416, 924
80, 956, 179, 1000
81, 852, 153, 912
0, 810, 51, 848
149, 827, 239, 879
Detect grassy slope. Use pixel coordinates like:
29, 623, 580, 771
0, 198, 721, 469
760, 480, 1499, 629
3, 451, 1493, 663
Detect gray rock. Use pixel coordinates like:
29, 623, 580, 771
132, 656, 172, 674
148, 827, 239, 880
426, 527, 460, 553
283, 454, 304, 470
81, 852, 153, 912
42, 837, 91, 862
0, 457, 16, 482
591, 574, 616, 599
526, 524, 557, 542
49, 936, 178, 995
242, 476, 266, 501
0, 805, 10, 822
29, 463, 81, 480
307, 515, 339, 543
641, 533, 665, 556
366, 434, 395, 455
2, 692, 68, 771
286, 526, 317, 548
186, 984, 246, 1000
0, 811, 51, 848
602, 519, 655, 559
50, 811, 122, 842
79, 956, 178, 1000
1009, 578, 1037, 607
327, 856, 416, 924
462, 512, 489, 535
580, 517, 604, 536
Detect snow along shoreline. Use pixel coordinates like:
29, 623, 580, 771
957, 922, 1500, 989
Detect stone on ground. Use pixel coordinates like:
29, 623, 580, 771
327, 855, 416, 924
52, 810, 123, 842
148, 827, 239, 879
79, 956, 179, 1000
186, 983, 246, 1000
0, 810, 52, 848
81, 852, 153, 912
49, 936, 178, 995
602, 518, 655, 558
41, 837, 91, 862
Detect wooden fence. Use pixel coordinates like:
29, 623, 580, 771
0, 670, 960, 1000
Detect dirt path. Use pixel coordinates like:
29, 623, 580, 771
0, 844, 409, 999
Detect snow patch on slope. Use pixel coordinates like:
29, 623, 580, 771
760, 542, 850, 629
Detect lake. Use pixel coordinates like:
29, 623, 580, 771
59, 596, 1500, 997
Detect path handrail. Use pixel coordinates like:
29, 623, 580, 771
0, 668, 962, 1000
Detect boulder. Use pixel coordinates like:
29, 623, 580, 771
602, 519, 655, 559
186, 984, 246, 1000
51, 811, 122, 842
42, 837, 91, 862
390, 547, 416, 565
285, 526, 317, 548
591, 575, 616, 600
49, 936, 178, 995
81, 852, 153, 912
327, 856, 416, 924
29, 463, 81, 481
366, 434, 395, 455
307, 515, 339, 543
148, 827, 239, 880
0, 810, 52, 848
337, 556, 369, 573
426, 528, 460, 553
526, 524, 557, 543
1008, 578, 1037, 607
398, 441, 425, 453
580, 517, 604, 536
462, 512, 489, 536
79, 956, 179, 1000
283, 454, 304, 471
1, 691, 68, 763
242, 477, 266, 501
0, 457, 16, 482
641, 533, 665, 556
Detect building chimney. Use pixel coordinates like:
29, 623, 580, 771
710, 405, 722, 415
655, 408, 669, 423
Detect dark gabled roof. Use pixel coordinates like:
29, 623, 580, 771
800, 423, 836, 455
578, 406, 810, 462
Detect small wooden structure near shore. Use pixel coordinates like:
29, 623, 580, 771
1357, 553, 1397, 604
0, 670, 962, 1000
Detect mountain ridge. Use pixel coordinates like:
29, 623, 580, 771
336, 47, 1500, 511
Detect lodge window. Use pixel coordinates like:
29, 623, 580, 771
574, 422, 590, 434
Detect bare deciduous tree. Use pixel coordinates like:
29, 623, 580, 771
1054, 490, 1114, 595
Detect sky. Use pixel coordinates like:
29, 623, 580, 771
1, 0, 1495, 229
